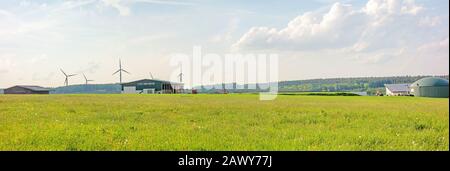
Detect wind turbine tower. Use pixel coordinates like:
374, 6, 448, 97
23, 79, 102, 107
60, 69, 77, 86
178, 66, 184, 83
112, 59, 130, 84
83, 73, 94, 85
149, 72, 154, 79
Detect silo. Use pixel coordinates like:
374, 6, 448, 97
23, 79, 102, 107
410, 77, 449, 98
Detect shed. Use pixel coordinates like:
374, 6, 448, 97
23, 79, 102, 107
120, 79, 184, 94
4, 85, 50, 94
385, 84, 411, 96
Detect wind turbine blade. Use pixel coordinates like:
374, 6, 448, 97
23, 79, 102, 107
112, 70, 120, 75
122, 69, 130, 74
60, 69, 67, 77
83, 74, 87, 80
68, 74, 77, 77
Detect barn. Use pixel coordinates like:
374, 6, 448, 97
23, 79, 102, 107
4, 85, 50, 94
121, 79, 184, 94
385, 84, 411, 96
410, 77, 449, 98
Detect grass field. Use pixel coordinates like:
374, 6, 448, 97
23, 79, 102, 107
0, 94, 448, 151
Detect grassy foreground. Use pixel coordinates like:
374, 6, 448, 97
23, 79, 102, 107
0, 94, 448, 151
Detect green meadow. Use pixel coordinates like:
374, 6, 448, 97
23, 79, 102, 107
0, 94, 448, 151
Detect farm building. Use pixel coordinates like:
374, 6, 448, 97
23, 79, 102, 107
385, 84, 410, 96
410, 77, 449, 98
4, 85, 50, 94
121, 79, 184, 94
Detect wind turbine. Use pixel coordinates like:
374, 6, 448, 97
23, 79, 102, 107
83, 73, 94, 85
149, 72, 154, 79
60, 69, 77, 86
178, 65, 183, 83
112, 59, 130, 83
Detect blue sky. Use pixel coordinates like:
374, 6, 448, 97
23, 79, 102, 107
0, 0, 448, 88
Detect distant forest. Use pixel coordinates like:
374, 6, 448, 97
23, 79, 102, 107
51, 84, 121, 94
279, 75, 449, 95
199, 75, 449, 95
46, 75, 449, 95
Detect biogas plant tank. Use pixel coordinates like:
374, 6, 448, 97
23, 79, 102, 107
410, 77, 449, 98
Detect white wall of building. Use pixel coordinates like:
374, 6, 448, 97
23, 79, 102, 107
386, 88, 410, 96
122, 86, 137, 94
142, 89, 155, 94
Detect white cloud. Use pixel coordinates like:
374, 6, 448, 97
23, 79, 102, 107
352, 47, 406, 64
418, 37, 449, 53
363, 0, 423, 16
0, 7, 59, 42
418, 16, 442, 27
101, 0, 130, 16
233, 2, 367, 51
210, 17, 240, 43
233, 0, 445, 55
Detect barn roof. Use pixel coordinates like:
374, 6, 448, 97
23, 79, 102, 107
385, 84, 410, 92
13, 85, 50, 92
410, 77, 449, 87
121, 79, 183, 86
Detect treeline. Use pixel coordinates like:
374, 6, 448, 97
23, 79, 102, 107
51, 84, 121, 94
198, 75, 449, 95
278, 75, 448, 94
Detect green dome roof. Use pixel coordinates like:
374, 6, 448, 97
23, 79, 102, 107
411, 77, 449, 87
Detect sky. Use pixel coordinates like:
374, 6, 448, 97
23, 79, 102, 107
0, 0, 448, 88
